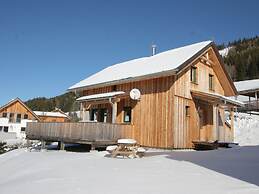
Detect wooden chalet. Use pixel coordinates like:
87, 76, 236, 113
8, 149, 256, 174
26, 41, 242, 149
0, 98, 40, 139
34, 109, 70, 123
234, 79, 259, 112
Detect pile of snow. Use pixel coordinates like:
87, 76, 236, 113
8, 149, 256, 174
234, 112, 259, 146
219, 46, 232, 57
1, 148, 259, 194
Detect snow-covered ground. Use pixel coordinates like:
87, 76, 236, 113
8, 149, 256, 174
0, 147, 259, 194
234, 112, 259, 146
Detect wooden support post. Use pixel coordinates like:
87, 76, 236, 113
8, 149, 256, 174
59, 141, 65, 150
212, 105, 218, 141
91, 143, 96, 151
112, 101, 117, 124
41, 140, 46, 149
80, 102, 84, 121
230, 108, 234, 142
255, 92, 258, 111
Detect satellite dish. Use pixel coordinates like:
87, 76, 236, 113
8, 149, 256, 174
130, 88, 141, 100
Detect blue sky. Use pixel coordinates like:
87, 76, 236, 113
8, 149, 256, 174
0, 0, 259, 106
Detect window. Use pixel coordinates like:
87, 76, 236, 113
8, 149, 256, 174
190, 66, 197, 83
112, 85, 117, 91
209, 74, 214, 90
90, 109, 98, 121
16, 114, 21, 123
0, 126, 2, 131
3, 126, 8, 132
123, 107, 132, 123
186, 106, 190, 117
99, 109, 108, 122
24, 114, 28, 119
9, 113, 14, 123
2, 112, 7, 118
21, 127, 26, 132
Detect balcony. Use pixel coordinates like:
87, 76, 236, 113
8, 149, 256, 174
26, 122, 133, 146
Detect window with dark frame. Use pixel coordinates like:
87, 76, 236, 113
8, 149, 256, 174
99, 108, 108, 123
9, 113, 14, 123
190, 66, 197, 83
209, 74, 214, 90
123, 107, 132, 123
2, 113, 7, 118
90, 109, 98, 121
3, 126, 8, 132
21, 127, 26, 132
24, 114, 28, 119
186, 106, 190, 117
16, 114, 21, 123
0, 126, 2, 131
112, 85, 117, 91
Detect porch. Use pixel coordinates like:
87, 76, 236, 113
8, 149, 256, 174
191, 90, 243, 143
26, 122, 133, 147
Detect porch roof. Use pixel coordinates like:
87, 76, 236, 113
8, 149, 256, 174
76, 91, 125, 102
191, 90, 244, 107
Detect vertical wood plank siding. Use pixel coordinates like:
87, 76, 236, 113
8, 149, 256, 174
26, 122, 132, 143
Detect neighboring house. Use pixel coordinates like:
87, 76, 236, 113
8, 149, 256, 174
34, 109, 70, 122
233, 79, 259, 111
27, 41, 242, 149
0, 98, 40, 139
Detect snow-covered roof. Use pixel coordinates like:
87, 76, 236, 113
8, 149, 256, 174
76, 91, 125, 101
69, 41, 213, 91
33, 111, 68, 118
234, 79, 259, 93
229, 95, 256, 103
191, 90, 244, 107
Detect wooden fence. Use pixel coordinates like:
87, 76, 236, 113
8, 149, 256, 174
26, 122, 133, 145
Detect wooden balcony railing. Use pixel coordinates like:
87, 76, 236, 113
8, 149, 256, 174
26, 122, 133, 145
238, 100, 259, 111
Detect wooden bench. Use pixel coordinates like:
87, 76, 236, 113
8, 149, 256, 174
192, 140, 219, 150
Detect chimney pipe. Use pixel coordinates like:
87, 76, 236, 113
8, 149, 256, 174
151, 44, 157, 56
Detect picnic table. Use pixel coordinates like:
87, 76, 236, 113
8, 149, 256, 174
106, 139, 145, 158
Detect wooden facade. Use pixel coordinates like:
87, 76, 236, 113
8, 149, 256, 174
0, 98, 40, 122
78, 46, 237, 149
37, 115, 69, 123
26, 43, 239, 149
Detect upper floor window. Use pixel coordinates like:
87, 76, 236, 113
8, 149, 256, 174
16, 114, 21, 123
123, 107, 132, 123
24, 114, 28, 119
185, 106, 190, 117
209, 74, 214, 90
21, 127, 26, 132
112, 85, 117, 91
2, 113, 7, 118
9, 113, 14, 123
190, 66, 197, 84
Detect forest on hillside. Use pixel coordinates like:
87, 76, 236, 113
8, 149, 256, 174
26, 36, 259, 112
218, 36, 259, 81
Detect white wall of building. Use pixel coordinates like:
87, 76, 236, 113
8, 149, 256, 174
0, 118, 36, 139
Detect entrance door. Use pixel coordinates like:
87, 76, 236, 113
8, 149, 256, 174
199, 108, 207, 141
